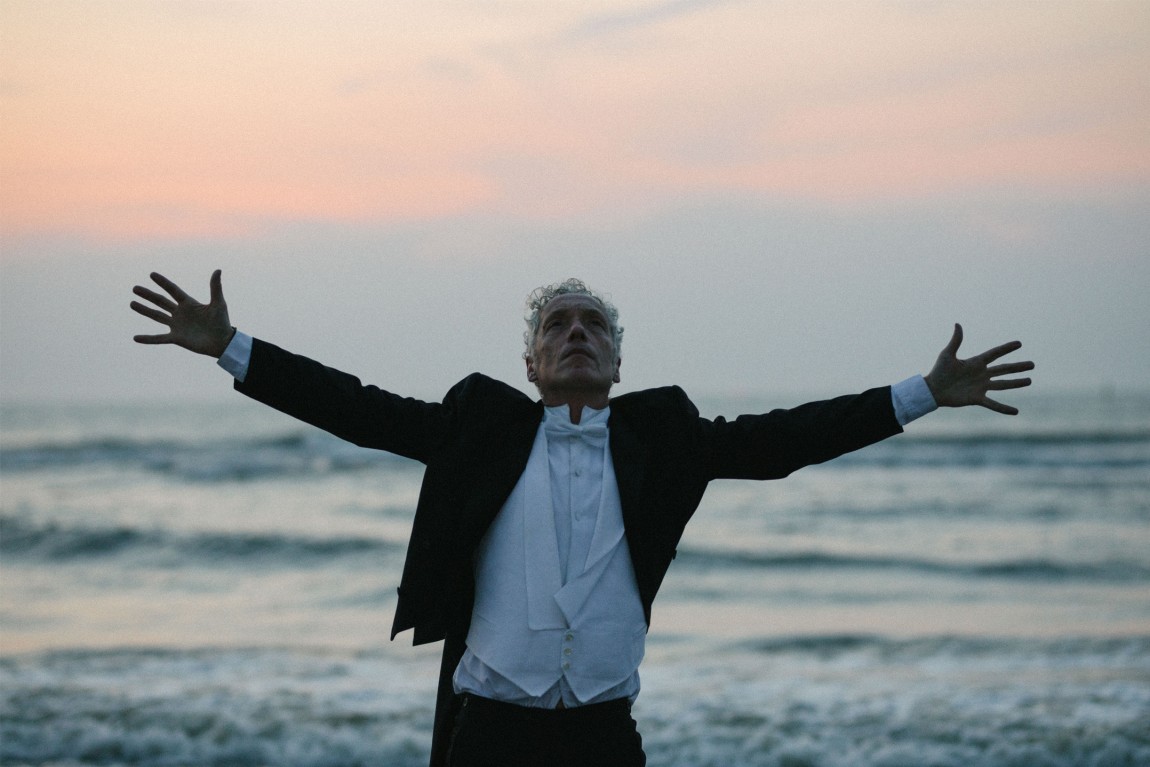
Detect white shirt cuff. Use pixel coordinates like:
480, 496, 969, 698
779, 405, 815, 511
891, 375, 937, 426
217, 330, 253, 383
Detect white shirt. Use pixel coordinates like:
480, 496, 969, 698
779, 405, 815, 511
453, 403, 643, 708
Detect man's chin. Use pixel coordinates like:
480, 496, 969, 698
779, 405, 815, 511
547, 372, 614, 394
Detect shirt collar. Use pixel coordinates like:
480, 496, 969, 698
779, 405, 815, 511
543, 403, 610, 428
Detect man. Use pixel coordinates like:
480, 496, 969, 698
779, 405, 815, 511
131, 270, 1033, 767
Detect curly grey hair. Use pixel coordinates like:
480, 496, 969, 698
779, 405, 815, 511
523, 278, 623, 360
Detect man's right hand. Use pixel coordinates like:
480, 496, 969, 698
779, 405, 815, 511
131, 270, 235, 358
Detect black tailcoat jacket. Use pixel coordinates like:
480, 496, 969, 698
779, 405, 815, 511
235, 338, 903, 766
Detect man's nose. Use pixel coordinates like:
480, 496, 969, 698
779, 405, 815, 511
566, 319, 588, 338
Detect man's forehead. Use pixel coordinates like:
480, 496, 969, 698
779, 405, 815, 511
540, 293, 609, 319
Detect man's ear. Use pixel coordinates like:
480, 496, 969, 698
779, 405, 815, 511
613, 357, 621, 384
525, 357, 538, 383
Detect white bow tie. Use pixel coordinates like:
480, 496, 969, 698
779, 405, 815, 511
544, 418, 608, 446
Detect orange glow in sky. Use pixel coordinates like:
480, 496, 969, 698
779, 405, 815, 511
2, 1, 1148, 243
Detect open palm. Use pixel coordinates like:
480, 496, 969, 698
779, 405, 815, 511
131, 270, 234, 357
923, 324, 1034, 415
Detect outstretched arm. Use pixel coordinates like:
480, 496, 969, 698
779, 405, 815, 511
923, 324, 1033, 415
131, 270, 235, 357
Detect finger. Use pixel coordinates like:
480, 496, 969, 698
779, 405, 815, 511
150, 272, 191, 303
133, 333, 174, 344
130, 301, 173, 325
209, 269, 223, 306
132, 286, 177, 312
987, 377, 1032, 391
987, 360, 1034, 377
981, 396, 1019, 416
974, 340, 1022, 364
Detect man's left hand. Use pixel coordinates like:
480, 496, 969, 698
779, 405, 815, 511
923, 324, 1034, 415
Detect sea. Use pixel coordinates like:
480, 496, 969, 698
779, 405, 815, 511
2, 388, 1149, 767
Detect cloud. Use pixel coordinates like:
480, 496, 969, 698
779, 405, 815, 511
559, 0, 742, 43
2, 1, 1147, 244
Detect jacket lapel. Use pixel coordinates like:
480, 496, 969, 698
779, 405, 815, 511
607, 414, 648, 536
523, 428, 566, 629
455, 401, 544, 553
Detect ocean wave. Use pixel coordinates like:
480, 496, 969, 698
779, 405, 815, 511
905, 430, 1150, 446
3, 642, 1148, 767
4, 429, 1148, 479
736, 632, 1150, 661
672, 545, 1150, 583
1, 647, 435, 767
830, 431, 1150, 470
0, 432, 418, 481
0, 516, 401, 566
7, 511, 1141, 584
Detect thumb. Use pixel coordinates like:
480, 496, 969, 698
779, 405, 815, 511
943, 323, 963, 357
209, 269, 224, 306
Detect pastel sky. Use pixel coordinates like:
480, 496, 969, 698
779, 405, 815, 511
2, 0, 1148, 404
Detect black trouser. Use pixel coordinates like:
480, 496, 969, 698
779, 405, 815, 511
445, 694, 646, 767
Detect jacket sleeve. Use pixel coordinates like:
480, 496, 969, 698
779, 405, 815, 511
234, 337, 451, 463
702, 386, 902, 481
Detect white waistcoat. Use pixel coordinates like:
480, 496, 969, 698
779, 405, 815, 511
463, 418, 647, 703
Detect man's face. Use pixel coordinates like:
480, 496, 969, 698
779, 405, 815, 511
526, 294, 621, 402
